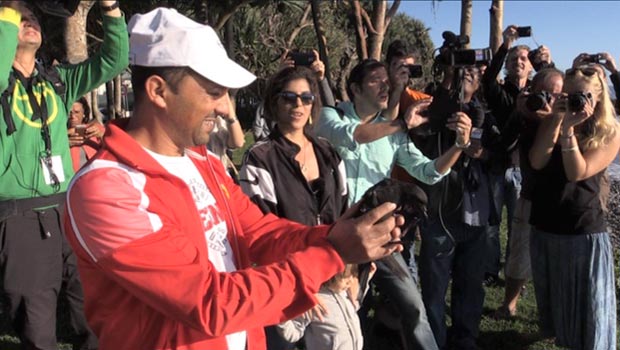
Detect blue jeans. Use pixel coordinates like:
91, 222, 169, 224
485, 168, 520, 276
370, 253, 439, 350
419, 218, 487, 349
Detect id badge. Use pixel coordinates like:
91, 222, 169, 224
40, 155, 65, 185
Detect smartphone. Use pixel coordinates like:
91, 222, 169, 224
516, 26, 531, 38
288, 51, 315, 66
75, 124, 87, 137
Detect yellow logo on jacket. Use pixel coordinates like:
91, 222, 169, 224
11, 80, 58, 128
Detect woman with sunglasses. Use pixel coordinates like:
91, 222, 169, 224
239, 66, 349, 350
528, 64, 620, 349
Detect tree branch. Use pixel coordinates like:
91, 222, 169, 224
286, 4, 313, 47
360, 6, 377, 35
384, 0, 401, 28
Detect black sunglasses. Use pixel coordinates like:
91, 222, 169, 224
278, 91, 315, 105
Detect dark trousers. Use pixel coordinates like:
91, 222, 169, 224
0, 196, 97, 350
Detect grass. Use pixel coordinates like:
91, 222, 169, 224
1, 131, 616, 349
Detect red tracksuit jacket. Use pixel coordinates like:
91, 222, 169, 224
64, 119, 344, 350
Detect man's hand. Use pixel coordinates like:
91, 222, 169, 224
502, 25, 519, 49
533, 45, 552, 65
402, 98, 432, 129
446, 111, 472, 146
327, 202, 404, 264
600, 52, 618, 74
309, 49, 326, 81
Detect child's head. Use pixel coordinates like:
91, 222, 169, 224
324, 264, 358, 292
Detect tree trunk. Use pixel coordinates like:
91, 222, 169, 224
460, 0, 472, 48
489, 0, 503, 54
64, 1, 94, 64
351, 0, 368, 60
114, 75, 122, 119
91, 90, 103, 122
367, 0, 386, 60
310, 0, 331, 86
105, 80, 114, 120
65, 1, 96, 118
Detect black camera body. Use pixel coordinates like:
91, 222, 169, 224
407, 64, 424, 78
516, 26, 532, 38
584, 54, 603, 64
437, 31, 492, 67
287, 51, 315, 67
567, 91, 593, 112
526, 90, 553, 111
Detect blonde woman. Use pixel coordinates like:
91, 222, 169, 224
528, 64, 620, 349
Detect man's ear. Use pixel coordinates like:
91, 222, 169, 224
144, 75, 168, 109
350, 83, 361, 99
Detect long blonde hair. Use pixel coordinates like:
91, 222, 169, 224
565, 67, 619, 151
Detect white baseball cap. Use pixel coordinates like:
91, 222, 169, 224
128, 8, 256, 89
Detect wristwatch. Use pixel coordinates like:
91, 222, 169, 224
100, 1, 119, 12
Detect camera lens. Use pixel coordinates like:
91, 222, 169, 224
526, 93, 547, 111
568, 92, 591, 111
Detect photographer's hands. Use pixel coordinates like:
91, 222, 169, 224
447, 111, 472, 147
502, 25, 519, 49
327, 202, 404, 264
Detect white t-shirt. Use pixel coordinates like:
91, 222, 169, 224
146, 149, 247, 350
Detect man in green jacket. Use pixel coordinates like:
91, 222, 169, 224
0, 1, 128, 348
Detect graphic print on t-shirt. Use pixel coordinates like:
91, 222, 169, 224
186, 176, 229, 256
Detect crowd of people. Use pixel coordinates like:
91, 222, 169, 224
0, 2, 618, 350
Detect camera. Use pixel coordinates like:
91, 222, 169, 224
567, 91, 593, 112
407, 64, 423, 78
287, 51, 315, 67
584, 53, 603, 63
32, 0, 81, 18
437, 31, 493, 66
516, 26, 532, 38
526, 91, 552, 111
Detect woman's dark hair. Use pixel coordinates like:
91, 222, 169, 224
75, 96, 91, 123
346, 59, 386, 99
263, 66, 321, 127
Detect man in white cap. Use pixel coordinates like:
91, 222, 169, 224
63, 7, 405, 350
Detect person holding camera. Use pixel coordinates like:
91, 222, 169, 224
480, 24, 552, 296
490, 67, 565, 319
528, 64, 619, 349
67, 96, 105, 172
407, 61, 495, 350
573, 52, 620, 112
0, 1, 127, 348
384, 40, 431, 121
63, 8, 408, 350
316, 58, 473, 350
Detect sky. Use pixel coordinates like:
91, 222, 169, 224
399, 1, 620, 72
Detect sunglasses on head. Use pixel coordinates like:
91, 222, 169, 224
566, 66, 599, 77
278, 91, 315, 105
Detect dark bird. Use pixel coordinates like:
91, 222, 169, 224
354, 178, 428, 294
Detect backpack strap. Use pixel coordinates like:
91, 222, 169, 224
1, 72, 17, 135
36, 62, 66, 100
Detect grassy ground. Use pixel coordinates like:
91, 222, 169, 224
1, 131, 616, 349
